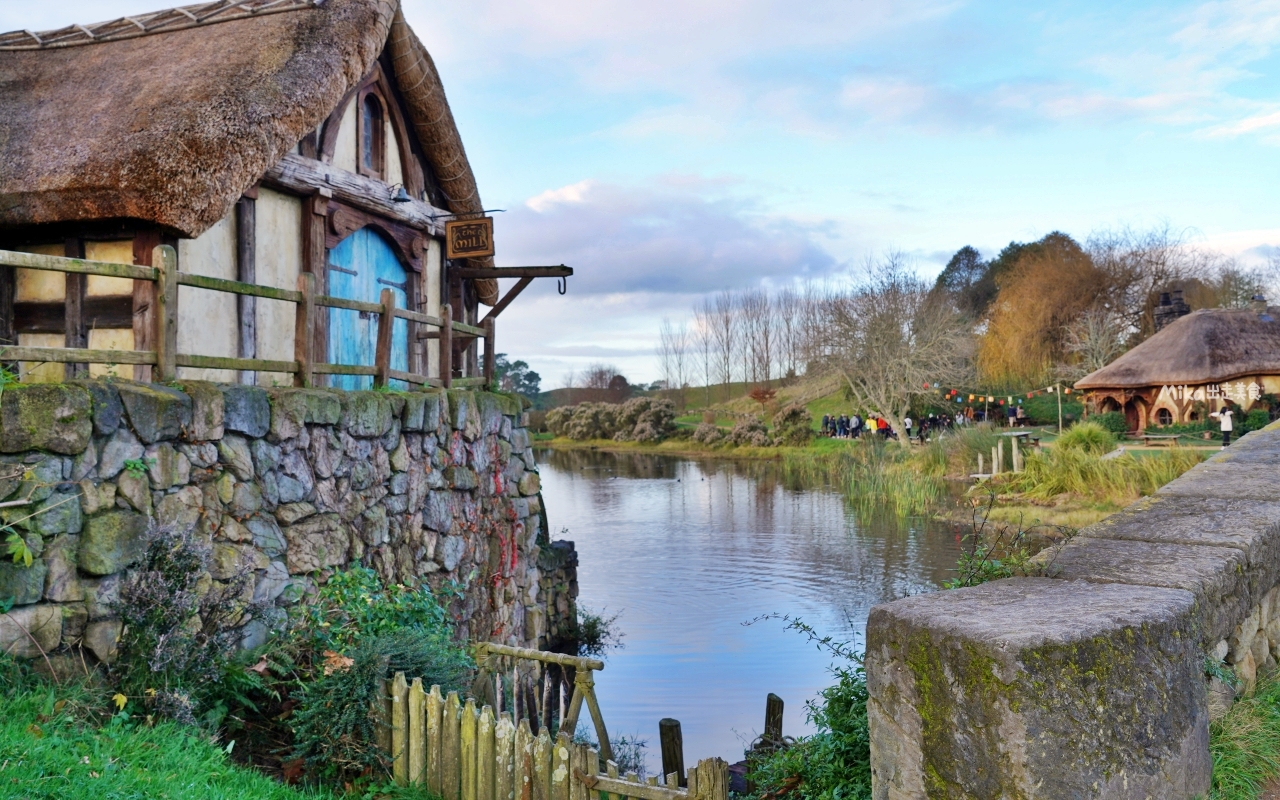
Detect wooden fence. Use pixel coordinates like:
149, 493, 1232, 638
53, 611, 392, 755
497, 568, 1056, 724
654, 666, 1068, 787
382, 674, 729, 800
0, 246, 493, 388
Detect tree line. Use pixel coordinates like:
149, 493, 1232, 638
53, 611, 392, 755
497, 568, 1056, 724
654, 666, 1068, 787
654, 223, 1277, 438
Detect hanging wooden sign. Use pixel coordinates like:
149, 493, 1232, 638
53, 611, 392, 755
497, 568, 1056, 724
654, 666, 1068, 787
445, 216, 494, 259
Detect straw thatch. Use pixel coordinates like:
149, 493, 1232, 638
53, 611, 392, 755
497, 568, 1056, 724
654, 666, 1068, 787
0, 0, 498, 304
1076, 307, 1280, 389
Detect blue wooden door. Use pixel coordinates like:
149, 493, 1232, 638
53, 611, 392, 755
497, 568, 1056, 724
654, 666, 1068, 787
327, 227, 409, 390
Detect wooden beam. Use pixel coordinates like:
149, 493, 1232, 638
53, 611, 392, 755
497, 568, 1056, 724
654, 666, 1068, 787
262, 153, 447, 236
132, 231, 161, 382
481, 276, 532, 323
235, 194, 256, 385
303, 192, 329, 387
0, 249, 158, 281
375, 287, 395, 388
15, 297, 133, 333
456, 267, 573, 280
0, 345, 155, 365
0, 255, 14, 368
63, 238, 87, 379
440, 303, 452, 389
294, 272, 315, 388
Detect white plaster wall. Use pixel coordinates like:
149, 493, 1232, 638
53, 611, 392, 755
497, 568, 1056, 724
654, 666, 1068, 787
254, 188, 302, 386
331, 99, 358, 174
84, 240, 134, 297
425, 238, 442, 378
87, 329, 134, 379
177, 213, 238, 382
385, 116, 404, 188
14, 243, 64, 303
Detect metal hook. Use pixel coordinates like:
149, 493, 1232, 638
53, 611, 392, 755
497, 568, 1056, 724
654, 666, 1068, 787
557, 276, 567, 295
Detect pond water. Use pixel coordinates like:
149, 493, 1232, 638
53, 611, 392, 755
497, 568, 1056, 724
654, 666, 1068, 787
534, 447, 964, 772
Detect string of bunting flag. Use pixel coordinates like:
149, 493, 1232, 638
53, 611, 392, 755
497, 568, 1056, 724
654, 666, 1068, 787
921, 382, 1077, 406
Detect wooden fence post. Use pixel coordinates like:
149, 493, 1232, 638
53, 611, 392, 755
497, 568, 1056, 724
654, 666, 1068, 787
375, 287, 395, 388
410, 678, 427, 785
462, 699, 478, 800
444, 691, 463, 800
391, 672, 410, 786
152, 244, 178, 382
495, 713, 515, 800
428, 686, 445, 796
764, 694, 784, 743
483, 317, 496, 387
659, 718, 685, 787
440, 303, 453, 389
294, 272, 315, 387
551, 732, 571, 800
479, 705, 497, 800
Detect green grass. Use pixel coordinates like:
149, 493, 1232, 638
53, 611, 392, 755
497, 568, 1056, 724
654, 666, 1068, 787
994, 445, 1204, 504
1210, 670, 1280, 798
0, 686, 340, 800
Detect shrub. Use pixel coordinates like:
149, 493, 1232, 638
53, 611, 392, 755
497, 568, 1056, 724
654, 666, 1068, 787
547, 399, 677, 443
728, 418, 771, 447
1091, 411, 1129, 435
545, 407, 574, 437
1241, 408, 1271, 434
565, 403, 618, 440
693, 422, 723, 445
110, 523, 261, 727
570, 605, 624, 659
1055, 421, 1116, 455
772, 405, 813, 446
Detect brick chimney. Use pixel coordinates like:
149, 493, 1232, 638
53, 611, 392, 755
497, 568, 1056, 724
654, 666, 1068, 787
1153, 288, 1191, 332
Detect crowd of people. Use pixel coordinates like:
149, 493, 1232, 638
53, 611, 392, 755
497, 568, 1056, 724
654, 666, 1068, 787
820, 410, 979, 443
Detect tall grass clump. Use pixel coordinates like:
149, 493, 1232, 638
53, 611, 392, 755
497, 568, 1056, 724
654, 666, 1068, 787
999, 447, 1203, 503
1054, 421, 1116, 455
1209, 670, 1280, 798
781, 440, 944, 517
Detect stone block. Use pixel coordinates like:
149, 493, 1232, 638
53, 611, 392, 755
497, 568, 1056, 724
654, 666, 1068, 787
155, 486, 203, 531
402, 392, 428, 431
219, 515, 252, 543
84, 619, 122, 664
221, 384, 271, 437
43, 535, 84, 602
218, 434, 254, 480
71, 437, 97, 481
865, 579, 1209, 799
253, 560, 291, 604
389, 438, 410, 472
251, 439, 281, 475
1041, 535, 1251, 645
60, 603, 87, 642
440, 535, 466, 571
477, 393, 505, 436
181, 381, 225, 441
69, 379, 123, 436
275, 502, 316, 525
210, 542, 268, 581
0, 559, 47, 605
0, 603, 61, 658
284, 513, 349, 574
518, 471, 541, 497
79, 510, 148, 575
83, 574, 120, 620
0, 384, 92, 455
144, 442, 177, 490
115, 471, 152, 515
116, 381, 192, 444
30, 490, 83, 536
231, 482, 263, 517
98, 427, 144, 480
341, 392, 393, 438
445, 466, 478, 491
247, 514, 286, 558
268, 389, 340, 441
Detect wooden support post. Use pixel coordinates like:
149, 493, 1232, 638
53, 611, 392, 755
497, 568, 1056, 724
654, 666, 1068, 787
659, 718, 685, 787
578, 672, 612, 765
235, 194, 257, 385
1012, 436, 1022, 473
0, 256, 13, 372
131, 231, 161, 382
764, 693, 784, 743
483, 317, 496, 387
440, 303, 453, 389
152, 245, 178, 383
375, 287, 396, 389
294, 272, 316, 387
303, 191, 330, 386
63, 238, 87, 379
997, 439, 1004, 474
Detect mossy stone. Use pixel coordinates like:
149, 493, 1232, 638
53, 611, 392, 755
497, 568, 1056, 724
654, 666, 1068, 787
180, 381, 225, 441
69, 379, 123, 436
0, 384, 92, 455
0, 559, 47, 605
221, 384, 270, 438
116, 381, 192, 444
341, 392, 393, 438
79, 510, 148, 575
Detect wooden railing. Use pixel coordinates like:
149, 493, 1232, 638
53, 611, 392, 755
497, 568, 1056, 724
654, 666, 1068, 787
382, 672, 729, 800
0, 247, 494, 388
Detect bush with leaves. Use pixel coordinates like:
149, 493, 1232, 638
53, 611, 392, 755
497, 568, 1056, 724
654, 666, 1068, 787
728, 418, 771, 448
110, 523, 263, 728
693, 423, 723, 445
1054, 420, 1116, 455
1091, 411, 1130, 436
547, 398, 677, 443
569, 605, 624, 659
772, 405, 813, 446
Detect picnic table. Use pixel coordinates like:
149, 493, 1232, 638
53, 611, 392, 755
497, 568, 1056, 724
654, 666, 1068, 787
1001, 430, 1041, 446
1139, 433, 1181, 446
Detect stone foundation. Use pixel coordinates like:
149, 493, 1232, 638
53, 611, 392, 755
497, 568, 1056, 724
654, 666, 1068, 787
0, 379, 575, 664
866, 424, 1280, 799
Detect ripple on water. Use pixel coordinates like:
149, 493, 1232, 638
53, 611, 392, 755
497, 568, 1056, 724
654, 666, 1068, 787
535, 448, 961, 771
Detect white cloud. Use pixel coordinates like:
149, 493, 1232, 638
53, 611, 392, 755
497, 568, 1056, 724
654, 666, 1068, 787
526, 180, 596, 212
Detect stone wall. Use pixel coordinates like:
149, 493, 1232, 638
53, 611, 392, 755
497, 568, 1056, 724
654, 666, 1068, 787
866, 424, 1280, 799
0, 379, 576, 665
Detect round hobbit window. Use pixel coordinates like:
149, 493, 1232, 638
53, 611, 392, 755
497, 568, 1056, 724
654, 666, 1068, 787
1156, 408, 1173, 426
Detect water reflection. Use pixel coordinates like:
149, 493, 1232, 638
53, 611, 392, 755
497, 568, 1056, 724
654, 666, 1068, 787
535, 448, 962, 770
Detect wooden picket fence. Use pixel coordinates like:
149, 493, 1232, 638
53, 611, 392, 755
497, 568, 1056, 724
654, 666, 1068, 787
0, 246, 493, 388
382, 674, 729, 800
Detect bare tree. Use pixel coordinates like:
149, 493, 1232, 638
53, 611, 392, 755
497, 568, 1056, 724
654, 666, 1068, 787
815, 254, 973, 438
774, 287, 801, 381
710, 290, 739, 402
692, 299, 715, 408
739, 289, 774, 386
657, 317, 678, 390
1061, 308, 1128, 378
658, 317, 690, 410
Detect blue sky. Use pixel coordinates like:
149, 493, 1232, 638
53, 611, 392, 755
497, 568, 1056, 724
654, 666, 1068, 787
9, 0, 1280, 387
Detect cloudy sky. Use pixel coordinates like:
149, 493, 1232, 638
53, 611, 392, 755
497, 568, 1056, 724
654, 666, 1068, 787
8, 0, 1280, 387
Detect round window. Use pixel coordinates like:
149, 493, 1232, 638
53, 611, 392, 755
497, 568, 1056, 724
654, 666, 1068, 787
1156, 408, 1173, 426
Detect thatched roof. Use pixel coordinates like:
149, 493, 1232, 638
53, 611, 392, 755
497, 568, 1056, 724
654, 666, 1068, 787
1076, 307, 1280, 389
0, 0, 499, 304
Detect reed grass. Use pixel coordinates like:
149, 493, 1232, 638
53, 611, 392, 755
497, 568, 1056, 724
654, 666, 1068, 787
997, 446, 1204, 504
782, 440, 945, 517
1210, 670, 1280, 798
